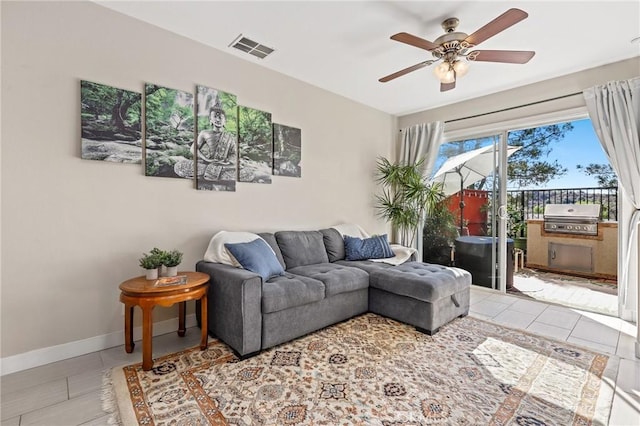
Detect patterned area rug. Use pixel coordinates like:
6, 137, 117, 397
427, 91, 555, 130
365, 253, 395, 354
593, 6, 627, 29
105, 314, 615, 425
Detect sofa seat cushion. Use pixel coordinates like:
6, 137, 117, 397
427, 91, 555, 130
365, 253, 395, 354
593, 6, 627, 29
335, 259, 395, 274
262, 273, 325, 314
288, 264, 369, 297
369, 262, 471, 303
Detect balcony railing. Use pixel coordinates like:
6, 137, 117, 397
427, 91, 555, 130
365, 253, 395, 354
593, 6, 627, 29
507, 187, 618, 228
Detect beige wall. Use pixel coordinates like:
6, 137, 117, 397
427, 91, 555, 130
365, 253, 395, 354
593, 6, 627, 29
0, 1, 394, 358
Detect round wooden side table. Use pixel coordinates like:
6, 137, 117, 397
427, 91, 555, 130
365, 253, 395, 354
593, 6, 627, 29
119, 271, 210, 371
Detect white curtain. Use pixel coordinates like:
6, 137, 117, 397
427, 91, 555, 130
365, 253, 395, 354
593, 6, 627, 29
397, 122, 444, 257
583, 77, 639, 352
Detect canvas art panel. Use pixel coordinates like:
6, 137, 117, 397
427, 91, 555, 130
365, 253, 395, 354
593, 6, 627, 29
238, 106, 273, 184
273, 123, 302, 177
194, 86, 238, 191
81, 80, 142, 163
144, 83, 195, 178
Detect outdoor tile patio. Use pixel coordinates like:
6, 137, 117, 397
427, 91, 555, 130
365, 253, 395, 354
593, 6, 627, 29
509, 267, 618, 316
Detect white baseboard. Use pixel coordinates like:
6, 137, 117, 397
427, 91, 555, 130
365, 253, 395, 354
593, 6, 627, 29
0, 314, 198, 376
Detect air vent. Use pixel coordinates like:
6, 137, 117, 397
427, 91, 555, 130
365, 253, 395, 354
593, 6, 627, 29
230, 34, 274, 59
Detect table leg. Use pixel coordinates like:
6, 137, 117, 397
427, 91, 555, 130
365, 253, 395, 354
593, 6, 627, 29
142, 306, 154, 371
178, 301, 186, 337
200, 293, 208, 350
124, 305, 135, 353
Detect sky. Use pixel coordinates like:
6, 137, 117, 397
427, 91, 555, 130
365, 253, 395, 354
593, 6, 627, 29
530, 118, 609, 190
433, 118, 611, 191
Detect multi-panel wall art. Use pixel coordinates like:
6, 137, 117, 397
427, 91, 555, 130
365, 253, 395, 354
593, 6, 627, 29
144, 84, 195, 178
80, 79, 302, 191
238, 106, 273, 184
195, 86, 238, 191
273, 124, 302, 177
80, 80, 142, 163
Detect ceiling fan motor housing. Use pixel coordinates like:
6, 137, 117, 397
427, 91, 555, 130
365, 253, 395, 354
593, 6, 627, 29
441, 17, 460, 32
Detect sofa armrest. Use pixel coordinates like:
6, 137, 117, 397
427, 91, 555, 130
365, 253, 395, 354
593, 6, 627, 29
196, 260, 262, 356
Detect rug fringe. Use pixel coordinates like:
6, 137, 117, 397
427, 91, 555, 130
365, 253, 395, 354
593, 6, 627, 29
101, 368, 122, 426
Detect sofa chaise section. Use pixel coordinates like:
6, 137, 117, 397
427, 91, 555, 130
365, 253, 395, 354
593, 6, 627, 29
368, 262, 471, 334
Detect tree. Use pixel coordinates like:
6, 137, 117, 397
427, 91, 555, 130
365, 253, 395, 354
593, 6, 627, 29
436, 123, 573, 190
81, 81, 141, 139
507, 123, 573, 187
576, 163, 618, 187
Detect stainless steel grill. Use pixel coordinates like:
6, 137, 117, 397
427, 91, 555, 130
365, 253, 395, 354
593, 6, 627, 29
543, 203, 600, 236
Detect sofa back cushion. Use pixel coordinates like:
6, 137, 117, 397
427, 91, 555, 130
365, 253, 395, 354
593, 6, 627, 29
257, 232, 286, 269
320, 228, 345, 262
275, 230, 329, 269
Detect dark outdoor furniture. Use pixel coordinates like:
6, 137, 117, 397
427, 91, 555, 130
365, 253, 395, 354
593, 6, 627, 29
455, 236, 514, 289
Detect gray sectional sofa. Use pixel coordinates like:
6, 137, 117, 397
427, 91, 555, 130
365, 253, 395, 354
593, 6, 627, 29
196, 228, 471, 358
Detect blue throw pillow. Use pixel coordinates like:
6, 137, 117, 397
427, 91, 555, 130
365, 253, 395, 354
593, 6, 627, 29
344, 234, 395, 261
224, 238, 285, 281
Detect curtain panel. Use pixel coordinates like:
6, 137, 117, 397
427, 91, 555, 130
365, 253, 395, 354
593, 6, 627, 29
583, 77, 639, 354
396, 122, 444, 256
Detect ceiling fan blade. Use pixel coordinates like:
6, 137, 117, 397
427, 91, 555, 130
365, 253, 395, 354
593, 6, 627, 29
470, 50, 535, 63
379, 61, 431, 83
441, 80, 456, 92
464, 8, 528, 46
390, 32, 439, 51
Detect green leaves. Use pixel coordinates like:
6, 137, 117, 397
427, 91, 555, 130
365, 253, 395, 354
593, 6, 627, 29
374, 157, 445, 246
576, 163, 617, 187
507, 123, 573, 187
138, 248, 183, 269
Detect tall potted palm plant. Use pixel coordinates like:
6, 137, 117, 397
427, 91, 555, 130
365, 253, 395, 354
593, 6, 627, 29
375, 157, 445, 248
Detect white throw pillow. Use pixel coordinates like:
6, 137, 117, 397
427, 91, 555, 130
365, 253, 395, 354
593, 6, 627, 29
203, 231, 262, 266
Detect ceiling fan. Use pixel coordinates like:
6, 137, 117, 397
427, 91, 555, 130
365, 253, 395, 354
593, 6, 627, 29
379, 8, 535, 92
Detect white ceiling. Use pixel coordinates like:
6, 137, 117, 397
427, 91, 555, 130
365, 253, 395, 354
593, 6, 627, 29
97, 1, 640, 116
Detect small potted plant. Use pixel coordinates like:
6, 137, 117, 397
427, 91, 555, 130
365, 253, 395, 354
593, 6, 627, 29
139, 250, 163, 280
161, 249, 183, 277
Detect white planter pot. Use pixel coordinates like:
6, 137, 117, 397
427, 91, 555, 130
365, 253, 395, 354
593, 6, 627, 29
165, 266, 178, 277
145, 268, 159, 280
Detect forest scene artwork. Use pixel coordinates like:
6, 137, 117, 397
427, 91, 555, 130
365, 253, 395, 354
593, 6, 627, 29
194, 86, 238, 191
144, 83, 195, 178
273, 123, 302, 177
81, 80, 142, 163
238, 106, 273, 184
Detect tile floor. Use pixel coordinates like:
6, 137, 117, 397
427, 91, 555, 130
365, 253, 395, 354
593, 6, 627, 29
1, 287, 638, 425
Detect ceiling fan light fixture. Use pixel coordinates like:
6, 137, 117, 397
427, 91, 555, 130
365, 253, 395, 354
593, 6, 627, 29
433, 62, 450, 82
441, 69, 456, 84
433, 61, 455, 83
453, 60, 470, 77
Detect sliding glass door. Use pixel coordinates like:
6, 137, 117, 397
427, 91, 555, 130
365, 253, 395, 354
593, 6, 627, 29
432, 133, 510, 291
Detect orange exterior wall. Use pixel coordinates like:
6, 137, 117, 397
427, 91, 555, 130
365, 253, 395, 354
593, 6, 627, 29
446, 190, 490, 236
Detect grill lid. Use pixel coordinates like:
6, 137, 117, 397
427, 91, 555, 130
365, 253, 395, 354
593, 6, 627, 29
543, 203, 600, 220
